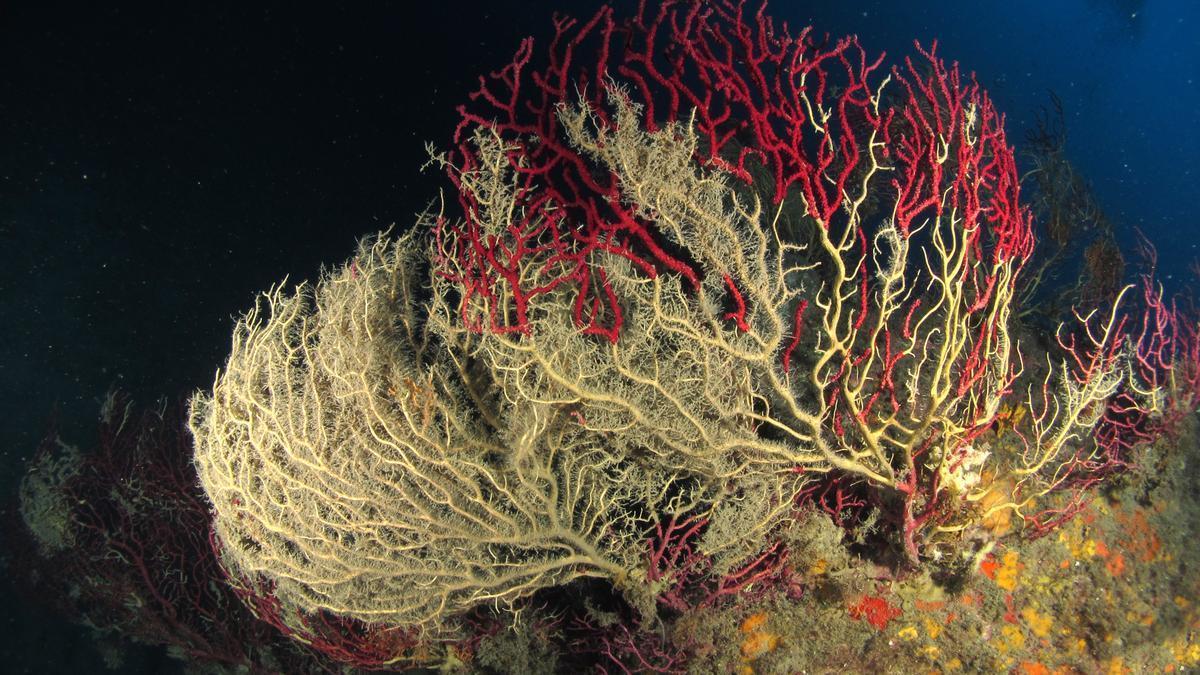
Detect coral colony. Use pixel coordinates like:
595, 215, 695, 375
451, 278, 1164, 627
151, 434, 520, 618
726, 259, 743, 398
19, 1, 1200, 671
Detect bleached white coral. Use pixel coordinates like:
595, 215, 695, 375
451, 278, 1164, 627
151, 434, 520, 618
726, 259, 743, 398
938, 442, 991, 496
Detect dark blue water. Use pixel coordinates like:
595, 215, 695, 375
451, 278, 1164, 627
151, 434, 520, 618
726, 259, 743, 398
1, 1, 1196, 672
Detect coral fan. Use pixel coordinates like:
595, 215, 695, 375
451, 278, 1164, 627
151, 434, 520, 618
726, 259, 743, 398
185, 1, 1195, 667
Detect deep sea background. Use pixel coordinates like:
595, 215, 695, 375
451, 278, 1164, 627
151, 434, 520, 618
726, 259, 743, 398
1, 1, 1196, 672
